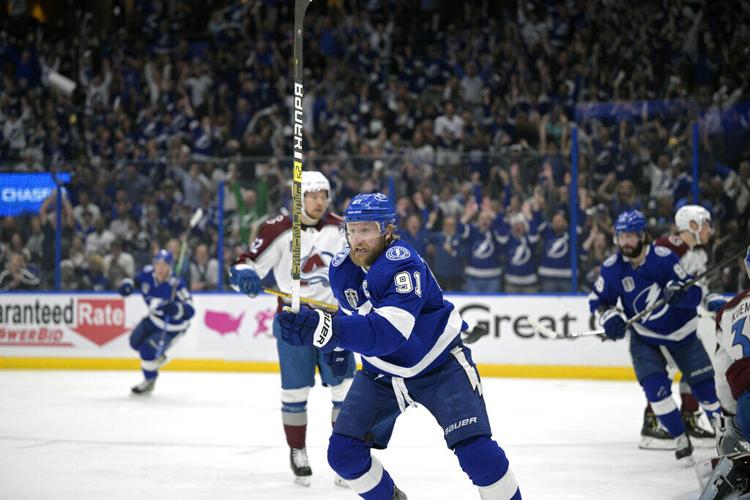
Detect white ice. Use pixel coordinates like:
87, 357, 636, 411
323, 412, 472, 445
0, 370, 715, 500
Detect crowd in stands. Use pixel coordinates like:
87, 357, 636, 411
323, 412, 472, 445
1, 0, 749, 293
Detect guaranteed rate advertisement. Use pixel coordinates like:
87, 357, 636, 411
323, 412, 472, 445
0, 293, 718, 372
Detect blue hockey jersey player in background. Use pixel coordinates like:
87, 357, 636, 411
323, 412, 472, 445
278, 193, 521, 500
588, 210, 720, 466
118, 249, 195, 394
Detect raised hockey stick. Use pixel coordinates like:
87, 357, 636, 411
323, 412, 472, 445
155, 207, 203, 357
262, 287, 338, 312
532, 243, 750, 340
291, 0, 313, 313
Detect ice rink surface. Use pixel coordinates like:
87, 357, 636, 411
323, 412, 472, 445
0, 370, 716, 500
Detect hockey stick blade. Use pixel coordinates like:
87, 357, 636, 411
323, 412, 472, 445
527, 317, 562, 339
462, 324, 489, 344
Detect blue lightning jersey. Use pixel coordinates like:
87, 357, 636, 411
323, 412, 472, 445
587, 244, 703, 345
329, 240, 468, 379
457, 223, 503, 278
133, 265, 195, 332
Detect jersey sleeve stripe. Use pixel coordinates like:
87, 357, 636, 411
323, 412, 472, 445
373, 306, 416, 339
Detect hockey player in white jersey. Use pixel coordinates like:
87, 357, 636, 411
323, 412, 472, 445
228, 171, 353, 487
699, 246, 750, 499
589, 209, 722, 466
638, 205, 727, 449
277, 193, 521, 500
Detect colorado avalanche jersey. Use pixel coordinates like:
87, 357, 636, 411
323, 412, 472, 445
588, 244, 703, 345
713, 288, 750, 413
240, 212, 346, 308
329, 240, 468, 379
133, 266, 194, 332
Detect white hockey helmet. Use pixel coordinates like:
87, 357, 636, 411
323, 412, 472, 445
301, 171, 330, 199
675, 204, 712, 244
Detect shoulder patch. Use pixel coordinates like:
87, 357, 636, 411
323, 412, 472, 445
386, 246, 411, 261
332, 247, 350, 267
603, 255, 617, 267
654, 245, 671, 257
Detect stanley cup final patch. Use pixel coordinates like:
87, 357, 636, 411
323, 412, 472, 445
622, 277, 635, 292
345, 288, 359, 309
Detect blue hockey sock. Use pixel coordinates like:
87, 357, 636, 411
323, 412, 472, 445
328, 433, 395, 500
139, 341, 160, 381
736, 391, 750, 441
642, 373, 686, 437
689, 378, 721, 421
454, 436, 521, 498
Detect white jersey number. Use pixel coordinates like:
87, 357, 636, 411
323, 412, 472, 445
394, 271, 422, 297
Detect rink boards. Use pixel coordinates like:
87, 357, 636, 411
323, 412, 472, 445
0, 292, 719, 380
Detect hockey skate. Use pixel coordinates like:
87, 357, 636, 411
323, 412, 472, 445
675, 433, 695, 467
639, 408, 676, 450
290, 448, 312, 486
683, 411, 717, 448
393, 485, 408, 499
131, 378, 156, 395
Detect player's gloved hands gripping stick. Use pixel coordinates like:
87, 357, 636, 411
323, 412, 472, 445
118, 279, 134, 297
600, 308, 627, 340
278, 305, 341, 352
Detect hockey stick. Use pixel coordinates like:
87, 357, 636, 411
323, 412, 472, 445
462, 324, 489, 344
532, 243, 750, 340
291, 0, 313, 313
262, 286, 338, 312
155, 207, 203, 358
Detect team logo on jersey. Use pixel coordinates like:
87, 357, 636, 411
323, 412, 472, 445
633, 283, 669, 322
473, 233, 495, 259
386, 246, 411, 261
510, 243, 532, 266
547, 235, 569, 259
332, 248, 350, 267
622, 277, 635, 292
345, 288, 359, 309
654, 246, 671, 257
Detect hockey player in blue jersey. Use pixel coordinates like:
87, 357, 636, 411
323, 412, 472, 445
277, 193, 521, 500
118, 249, 194, 394
588, 209, 721, 466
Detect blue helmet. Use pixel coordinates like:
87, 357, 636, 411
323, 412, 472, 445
614, 209, 646, 235
343, 193, 397, 233
153, 249, 174, 265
